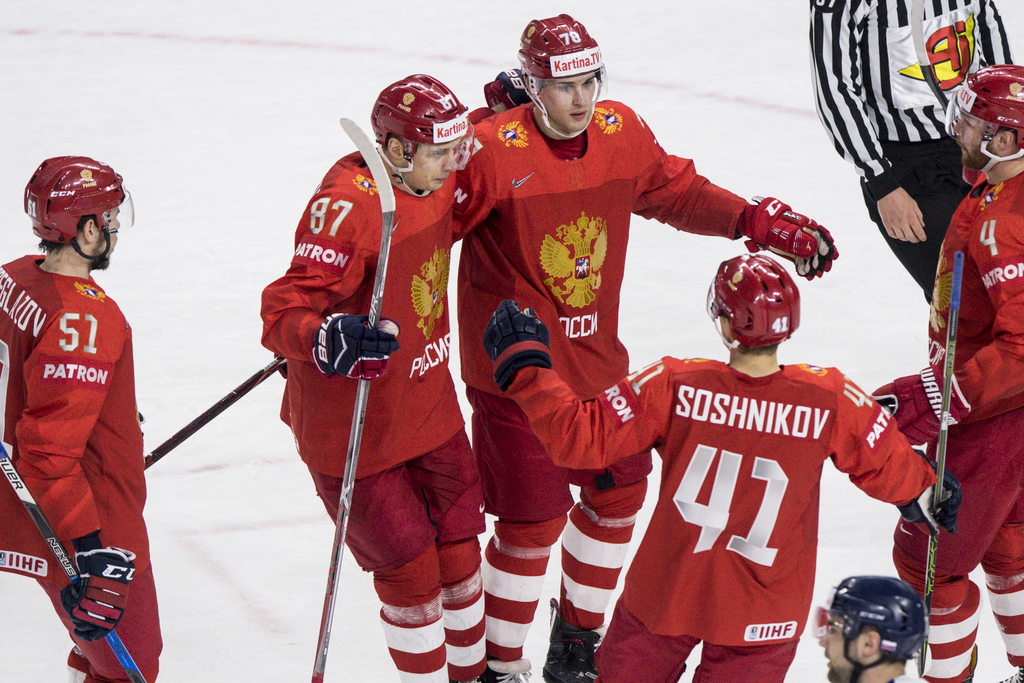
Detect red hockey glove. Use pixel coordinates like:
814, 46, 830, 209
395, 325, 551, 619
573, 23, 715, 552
483, 69, 531, 113
60, 534, 135, 642
737, 197, 839, 279
484, 299, 552, 391
313, 314, 400, 380
897, 457, 962, 534
872, 365, 971, 446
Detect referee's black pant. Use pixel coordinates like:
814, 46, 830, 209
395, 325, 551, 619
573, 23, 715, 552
861, 137, 971, 303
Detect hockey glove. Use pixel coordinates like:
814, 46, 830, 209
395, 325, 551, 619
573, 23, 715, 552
737, 197, 839, 279
872, 365, 970, 446
484, 299, 552, 391
483, 69, 531, 113
59, 534, 135, 642
313, 314, 400, 380
898, 460, 962, 535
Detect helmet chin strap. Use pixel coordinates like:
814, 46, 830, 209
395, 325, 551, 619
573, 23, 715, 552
714, 317, 741, 350
70, 228, 112, 263
377, 146, 431, 197
980, 135, 1024, 174
843, 640, 886, 683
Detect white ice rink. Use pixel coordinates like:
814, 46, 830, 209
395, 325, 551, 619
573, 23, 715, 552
3, 1, 1024, 681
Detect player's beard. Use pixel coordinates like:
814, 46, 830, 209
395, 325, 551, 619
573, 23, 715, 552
825, 661, 850, 683
960, 142, 990, 171
89, 255, 111, 271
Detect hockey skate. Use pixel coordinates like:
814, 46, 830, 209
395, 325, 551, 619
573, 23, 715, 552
542, 599, 601, 683
452, 657, 532, 683
997, 666, 1024, 683
957, 644, 978, 682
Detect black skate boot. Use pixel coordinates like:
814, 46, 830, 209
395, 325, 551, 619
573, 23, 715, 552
997, 666, 1024, 683
542, 599, 601, 683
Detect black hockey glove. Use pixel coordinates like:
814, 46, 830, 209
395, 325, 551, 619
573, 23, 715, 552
59, 532, 136, 641
312, 314, 400, 380
897, 459, 962, 535
483, 69, 531, 113
484, 299, 552, 391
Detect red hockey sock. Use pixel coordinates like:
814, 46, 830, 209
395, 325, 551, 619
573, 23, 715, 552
560, 479, 647, 631
483, 517, 567, 662
439, 538, 486, 681
375, 546, 447, 679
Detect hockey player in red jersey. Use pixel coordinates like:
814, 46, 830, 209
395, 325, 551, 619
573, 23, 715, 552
875, 64, 1024, 683
260, 76, 488, 683
453, 13, 840, 683
0, 157, 160, 682
479, 254, 958, 683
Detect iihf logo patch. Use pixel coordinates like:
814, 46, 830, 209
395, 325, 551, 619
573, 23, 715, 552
744, 621, 797, 642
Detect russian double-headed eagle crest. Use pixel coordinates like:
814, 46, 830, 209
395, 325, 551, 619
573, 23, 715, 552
498, 121, 529, 148
540, 212, 608, 308
930, 269, 953, 334
411, 247, 450, 338
353, 174, 378, 196
594, 107, 623, 134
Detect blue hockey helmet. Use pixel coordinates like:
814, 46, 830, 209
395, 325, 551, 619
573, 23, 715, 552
827, 575, 927, 661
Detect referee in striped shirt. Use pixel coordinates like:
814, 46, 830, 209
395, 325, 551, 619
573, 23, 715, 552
811, 0, 1013, 301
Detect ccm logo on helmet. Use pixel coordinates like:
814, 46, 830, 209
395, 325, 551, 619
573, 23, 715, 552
550, 47, 602, 77
434, 114, 469, 144
50, 190, 77, 197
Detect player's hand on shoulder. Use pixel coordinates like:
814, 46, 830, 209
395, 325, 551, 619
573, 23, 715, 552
737, 197, 839, 279
313, 313, 400, 380
483, 69, 531, 114
484, 299, 552, 390
897, 454, 962, 535
871, 365, 970, 446
60, 533, 136, 641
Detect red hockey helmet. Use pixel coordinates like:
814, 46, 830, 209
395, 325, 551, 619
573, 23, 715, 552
371, 74, 472, 163
24, 156, 131, 243
707, 254, 800, 348
517, 14, 603, 82
946, 65, 1024, 153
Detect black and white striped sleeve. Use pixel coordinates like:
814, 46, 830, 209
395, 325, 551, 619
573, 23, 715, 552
978, 0, 1014, 67
810, 0, 900, 201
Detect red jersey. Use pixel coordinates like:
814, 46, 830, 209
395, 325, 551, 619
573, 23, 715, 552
929, 173, 1024, 423
454, 101, 749, 399
261, 153, 464, 478
0, 256, 148, 584
506, 359, 934, 646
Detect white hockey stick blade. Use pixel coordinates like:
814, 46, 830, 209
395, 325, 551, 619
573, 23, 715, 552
339, 117, 397, 214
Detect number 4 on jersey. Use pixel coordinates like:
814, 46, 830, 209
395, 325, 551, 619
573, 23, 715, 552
673, 444, 789, 567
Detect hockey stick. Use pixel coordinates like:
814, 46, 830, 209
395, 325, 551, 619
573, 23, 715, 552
310, 118, 397, 683
0, 443, 148, 683
918, 251, 964, 675
911, 0, 950, 108
144, 355, 285, 469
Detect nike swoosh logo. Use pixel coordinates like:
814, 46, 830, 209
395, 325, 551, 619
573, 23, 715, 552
898, 523, 913, 536
512, 172, 535, 188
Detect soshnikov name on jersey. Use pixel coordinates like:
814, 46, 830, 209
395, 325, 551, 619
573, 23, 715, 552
674, 385, 832, 439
